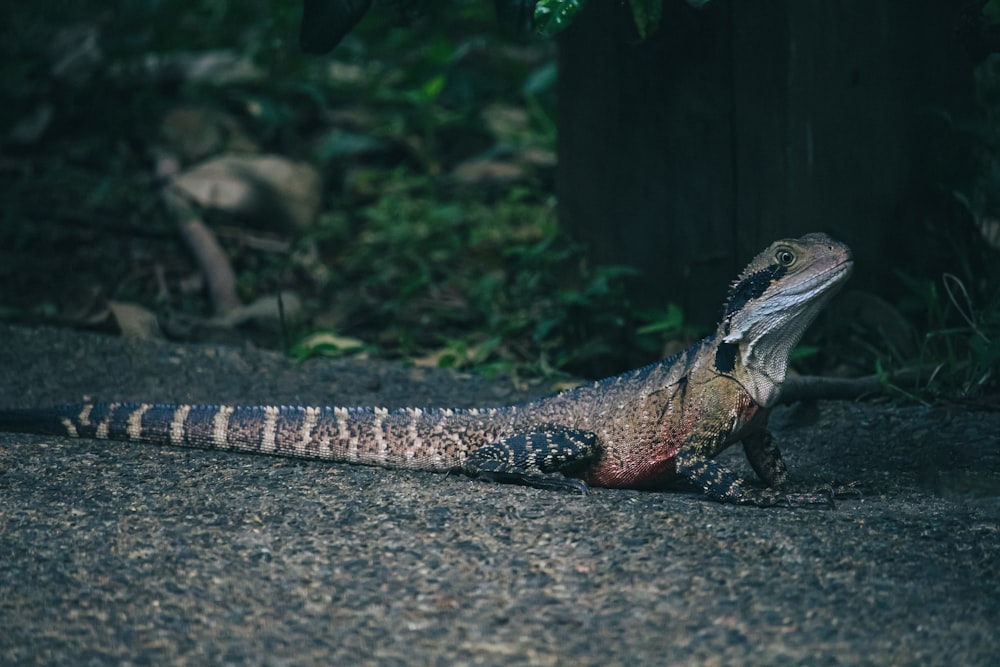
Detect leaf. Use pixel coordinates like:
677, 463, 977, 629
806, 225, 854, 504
315, 129, 386, 162
108, 301, 163, 340
636, 303, 684, 336
970, 336, 1000, 366
421, 74, 446, 102
789, 345, 820, 362
293, 331, 367, 360
534, 0, 587, 37
223, 293, 303, 329
523, 62, 557, 97
628, 0, 663, 40
985, 0, 1000, 24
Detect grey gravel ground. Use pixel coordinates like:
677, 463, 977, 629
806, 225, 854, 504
1, 324, 998, 666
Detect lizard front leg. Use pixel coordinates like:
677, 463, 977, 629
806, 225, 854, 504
743, 429, 861, 505
460, 424, 599, 493
741, 429, 789, 486
675, 448, 836, 507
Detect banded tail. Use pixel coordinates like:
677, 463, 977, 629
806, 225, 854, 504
0, 402, 517, 472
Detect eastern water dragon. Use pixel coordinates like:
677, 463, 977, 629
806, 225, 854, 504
0, 233, 854, 504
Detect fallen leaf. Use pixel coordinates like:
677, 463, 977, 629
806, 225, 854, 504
108, 301, 163, 340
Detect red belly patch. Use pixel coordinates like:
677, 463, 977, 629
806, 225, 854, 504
583, 441, 682, 489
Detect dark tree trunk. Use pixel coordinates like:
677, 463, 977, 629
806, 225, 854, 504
557, 0, 973, 325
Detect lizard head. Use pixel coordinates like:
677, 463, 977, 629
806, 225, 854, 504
717, 233, 853, 407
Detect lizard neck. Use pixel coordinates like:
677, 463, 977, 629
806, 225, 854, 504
721, 279, 847, 408
730, 327, 798, 409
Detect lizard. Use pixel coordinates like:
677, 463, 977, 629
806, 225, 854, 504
0, 233, 853, 505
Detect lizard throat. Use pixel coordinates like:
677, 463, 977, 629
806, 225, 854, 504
722, 260, 853, 407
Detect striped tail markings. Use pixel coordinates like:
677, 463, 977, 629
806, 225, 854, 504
170, 405, 191, 446
5, 401, 517, 471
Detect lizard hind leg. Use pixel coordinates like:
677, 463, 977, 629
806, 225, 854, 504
461, 424, 599, 494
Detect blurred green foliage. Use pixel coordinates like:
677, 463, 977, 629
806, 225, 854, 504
5, 0, 989, 398
0, 0, 689, 381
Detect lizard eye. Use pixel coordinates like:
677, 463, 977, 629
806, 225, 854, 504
775, 248, 796, 267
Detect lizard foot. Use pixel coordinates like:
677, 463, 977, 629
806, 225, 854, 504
755, 481, 862, 508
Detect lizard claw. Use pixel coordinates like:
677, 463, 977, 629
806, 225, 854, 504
775, 490, 836, 509
830, 480, 863, 500
762, 480, 862, 508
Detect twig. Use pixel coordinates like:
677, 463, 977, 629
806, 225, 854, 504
942, 273, 990, 343
175, 214, 242, 316
779, 367, 928, 404
158, 156, 242, 317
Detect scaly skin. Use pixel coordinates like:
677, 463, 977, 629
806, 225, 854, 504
0, 234, 853, 504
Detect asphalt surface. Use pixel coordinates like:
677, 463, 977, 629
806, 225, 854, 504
1, 324, 998, 666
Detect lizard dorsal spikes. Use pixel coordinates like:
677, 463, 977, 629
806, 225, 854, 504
719, 233, 853, 406
723, 264, 787, 320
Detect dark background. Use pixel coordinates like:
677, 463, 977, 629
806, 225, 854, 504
0, 0, 995, 386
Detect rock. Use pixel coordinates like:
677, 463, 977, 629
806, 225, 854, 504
170, 154, 322, 231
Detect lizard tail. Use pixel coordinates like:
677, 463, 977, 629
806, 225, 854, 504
0, 402, 502, 472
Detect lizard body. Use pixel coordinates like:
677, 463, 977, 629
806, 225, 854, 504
0, 233, 853, 504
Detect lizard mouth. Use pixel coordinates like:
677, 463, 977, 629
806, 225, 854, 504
827, 258, 854, 280
793, 257, 854, 295
827, 258, 854, 284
